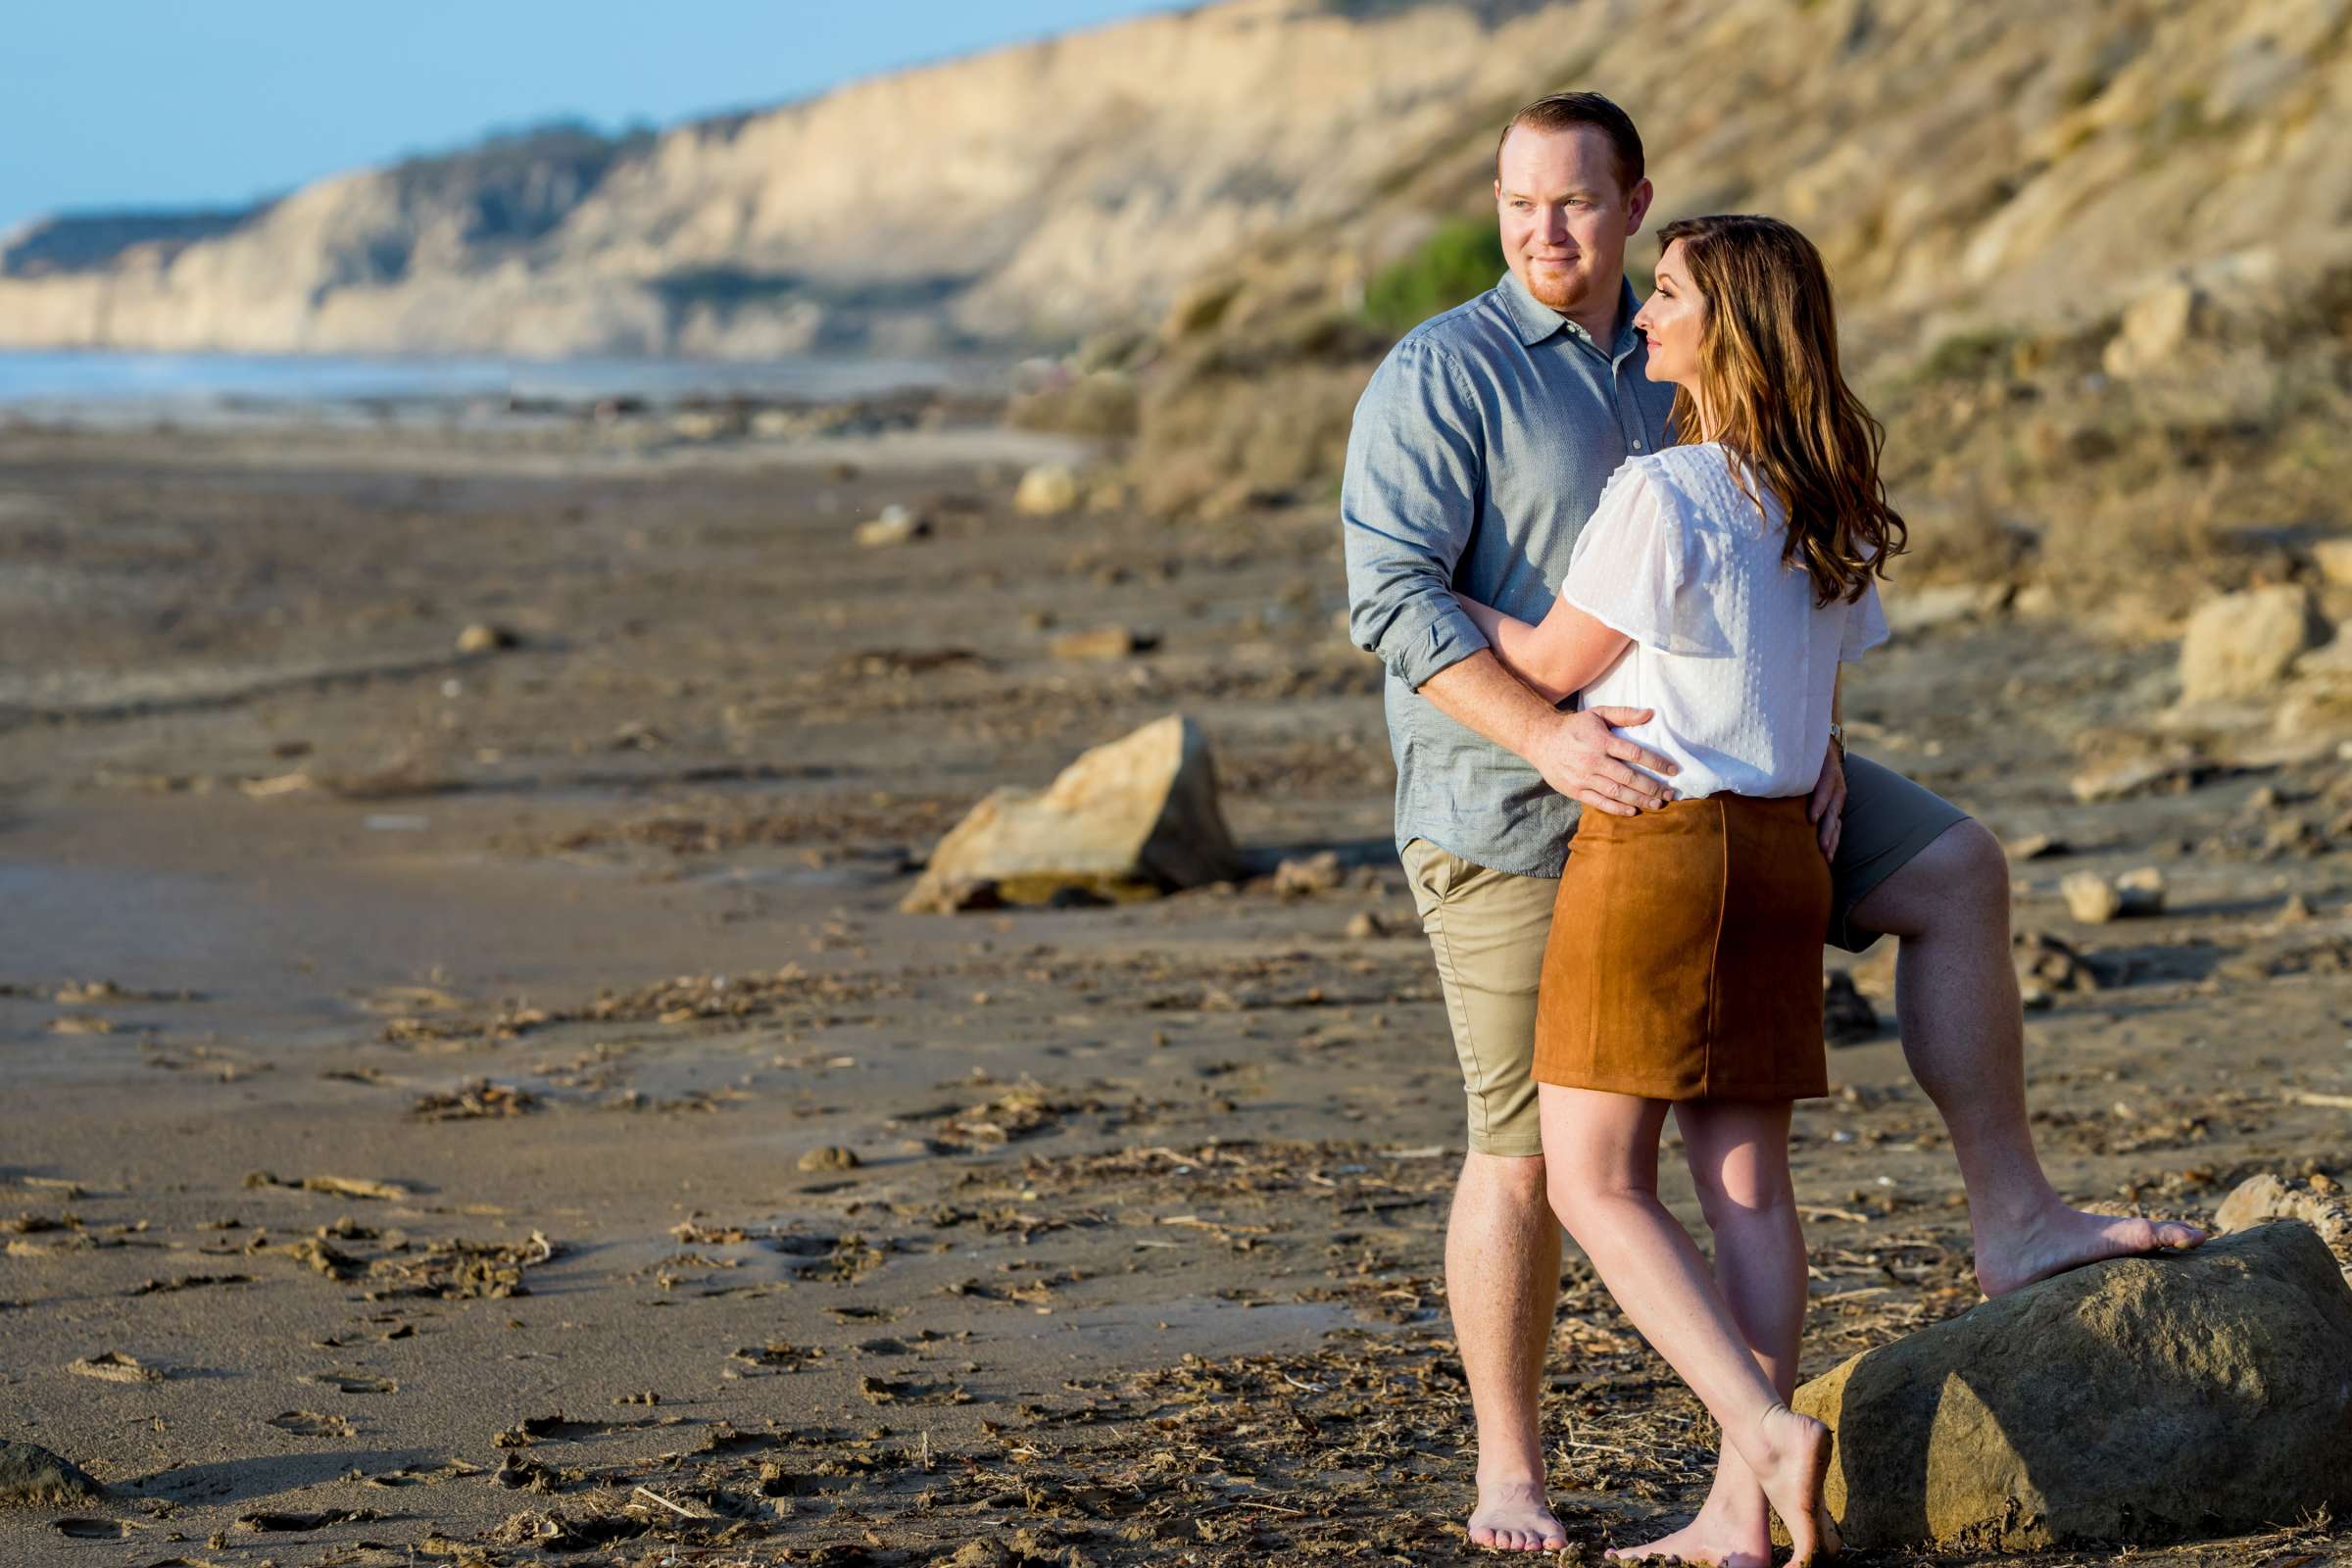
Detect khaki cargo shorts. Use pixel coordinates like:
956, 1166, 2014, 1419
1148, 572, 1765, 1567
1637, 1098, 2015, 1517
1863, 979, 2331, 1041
1401, 753, 1969, 1157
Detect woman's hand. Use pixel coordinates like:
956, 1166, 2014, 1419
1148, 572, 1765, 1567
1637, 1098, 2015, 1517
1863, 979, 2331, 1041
1808, 739, 1846, 859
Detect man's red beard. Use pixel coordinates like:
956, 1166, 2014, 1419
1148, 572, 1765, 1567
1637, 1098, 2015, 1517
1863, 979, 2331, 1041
1522, 262, 1586, 310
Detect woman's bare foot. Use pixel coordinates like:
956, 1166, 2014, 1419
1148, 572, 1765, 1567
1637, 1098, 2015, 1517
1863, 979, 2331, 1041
1603, 1502, 1772, 1567
1973, 1204, 2206, 1298
1740, 1404, 1837, 1566
1468, 1477, 1567, 1552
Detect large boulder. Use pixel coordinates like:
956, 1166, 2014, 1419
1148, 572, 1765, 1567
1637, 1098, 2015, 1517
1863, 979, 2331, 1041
0, 1438, 104, 1508
901, 714, 1242, 912
1791, 1221, 2352, 1551
2178, 585, 2328, 703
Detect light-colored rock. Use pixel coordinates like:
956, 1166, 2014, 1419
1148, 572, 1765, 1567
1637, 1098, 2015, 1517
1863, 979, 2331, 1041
1049, 625, 1154, 661
2310, 538, 2352, 588
0, 1438, 104, 1508
2061, 871, 2123, 923
1792, 1221, 2352, 1550
456, 622, 517, 655
1271, 850, 1344, 898
2101, 281, 2205, 377
2113, 865, 2166, 914
2068, 744, 2200, 804
853, 504, 930, 548
2217, 1173, 2352, 1283
1013, 465, 1081, 517
901, 714, 1242, 912
2179, 585, 2328, 704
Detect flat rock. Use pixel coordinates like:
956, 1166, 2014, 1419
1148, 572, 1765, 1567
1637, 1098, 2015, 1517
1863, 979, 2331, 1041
1792, 1221, 2352, 1550
902, 714, 1242, 912
2216, 1173, 2352, 1284
0, 1438, 104, 1508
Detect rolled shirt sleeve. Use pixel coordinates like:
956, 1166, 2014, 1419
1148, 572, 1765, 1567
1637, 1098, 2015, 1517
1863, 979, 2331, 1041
1341, 340, 1492, 692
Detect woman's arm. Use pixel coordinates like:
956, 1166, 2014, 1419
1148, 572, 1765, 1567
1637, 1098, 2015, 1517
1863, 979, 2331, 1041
1455, 591, 1632, 707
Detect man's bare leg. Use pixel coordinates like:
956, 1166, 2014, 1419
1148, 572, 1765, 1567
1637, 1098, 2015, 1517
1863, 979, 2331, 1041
1849, 819, 2206, 1295
1450, 1152, 1568, 1552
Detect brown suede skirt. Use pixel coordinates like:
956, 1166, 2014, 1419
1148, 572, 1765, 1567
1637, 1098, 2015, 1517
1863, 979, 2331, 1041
1533, 793, 1832, 1102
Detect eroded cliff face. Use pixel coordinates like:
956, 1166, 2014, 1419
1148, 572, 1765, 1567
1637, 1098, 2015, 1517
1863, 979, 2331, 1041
3, 0, 2347, 361
0, 0, 1601, 356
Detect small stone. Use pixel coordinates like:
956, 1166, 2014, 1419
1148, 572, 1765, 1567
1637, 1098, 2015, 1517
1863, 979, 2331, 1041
854, 504, 930, 548
797, 1147, 860, 1174
1013, 464, 1081, 516
1345, 909, 1390, 940
1049, 626, 1157, 661
2312, 538, 2352, 588
2114, 866, 2167, 916
1272, 851, 1345, 898
457, 622, 518, 655
2062, 871, 2125, 924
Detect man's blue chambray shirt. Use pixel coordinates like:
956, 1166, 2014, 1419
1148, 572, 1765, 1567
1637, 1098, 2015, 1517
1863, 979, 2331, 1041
1342, 268, 1678, 878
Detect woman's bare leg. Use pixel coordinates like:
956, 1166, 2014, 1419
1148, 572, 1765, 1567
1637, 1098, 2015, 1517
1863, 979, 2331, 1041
1539, 1084, 1834, 1565
1603, 1099, 1818, 1566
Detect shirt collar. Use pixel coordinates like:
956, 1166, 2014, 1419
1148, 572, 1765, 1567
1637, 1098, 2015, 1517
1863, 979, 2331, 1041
1497, 269, 1643, 359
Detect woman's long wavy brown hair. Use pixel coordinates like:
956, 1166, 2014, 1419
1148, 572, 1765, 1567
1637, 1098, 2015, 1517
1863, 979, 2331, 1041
1656, 214, 1906, 606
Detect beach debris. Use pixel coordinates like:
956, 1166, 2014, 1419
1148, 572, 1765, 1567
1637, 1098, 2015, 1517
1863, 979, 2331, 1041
1049, 625, 1157, 661
236, 1506, 379, 1531
411, 1078, 540, 1119
903, 713, 1243, 912
797, 1145, 860, 1173
2179, 584, 2328, 703
266, 1410, 357, 1438
69, 1350, 163, 1384
456, 621, 519, 654
0, 1437, 105, 1507
300, 1370, 399, 1395
1792, 1222, 2352, 1549
1013, 463, 1081, 516
243, 1170, 411, 1201
128, 1271, 254, 1296
1823, 972, 1879, 1044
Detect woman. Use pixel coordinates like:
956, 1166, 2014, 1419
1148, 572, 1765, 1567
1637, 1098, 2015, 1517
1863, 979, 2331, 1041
1456, 214, 1903, 1567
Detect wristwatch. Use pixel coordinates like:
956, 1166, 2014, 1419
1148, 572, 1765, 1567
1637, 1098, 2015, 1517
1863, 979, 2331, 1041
1828, 722, 1847, 759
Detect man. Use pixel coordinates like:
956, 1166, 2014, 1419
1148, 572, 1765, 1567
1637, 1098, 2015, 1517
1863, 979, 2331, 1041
1341, 91, 2206, 1553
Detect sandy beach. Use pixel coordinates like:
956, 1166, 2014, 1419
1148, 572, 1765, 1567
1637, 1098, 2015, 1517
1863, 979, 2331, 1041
3, 404, 2349, 1567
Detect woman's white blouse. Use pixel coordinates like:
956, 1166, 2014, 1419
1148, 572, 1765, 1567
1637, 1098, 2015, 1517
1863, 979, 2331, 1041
1562, 441, 1888, 800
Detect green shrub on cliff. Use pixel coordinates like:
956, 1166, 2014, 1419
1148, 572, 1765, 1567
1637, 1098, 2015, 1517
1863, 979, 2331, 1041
1362, 219, 1505, 334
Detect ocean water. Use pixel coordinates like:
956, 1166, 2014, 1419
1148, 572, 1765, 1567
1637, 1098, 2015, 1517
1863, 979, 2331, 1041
0, 348, 975, 426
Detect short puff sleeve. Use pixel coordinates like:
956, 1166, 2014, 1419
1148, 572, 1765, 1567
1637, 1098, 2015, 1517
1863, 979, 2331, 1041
1839, 577, 1890, 662
1560, 460, 1711, 656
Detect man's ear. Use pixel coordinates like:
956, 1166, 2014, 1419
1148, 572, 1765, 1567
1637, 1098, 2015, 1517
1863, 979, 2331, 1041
1625, 176, 1655, 234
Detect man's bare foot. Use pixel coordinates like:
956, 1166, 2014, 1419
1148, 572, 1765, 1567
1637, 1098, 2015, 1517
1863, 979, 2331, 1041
1974, 1202, 2207, 1298
1603, 1503, 1772, 1567
1740, 1405, 1837, 1566
1468, 1477, 1567, 1552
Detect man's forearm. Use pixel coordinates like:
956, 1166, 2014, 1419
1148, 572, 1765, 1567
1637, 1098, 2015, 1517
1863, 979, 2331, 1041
1414, 649, 1563, 764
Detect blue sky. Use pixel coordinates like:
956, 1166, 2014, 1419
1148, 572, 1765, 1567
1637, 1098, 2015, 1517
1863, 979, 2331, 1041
1, 2, 1189, 234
